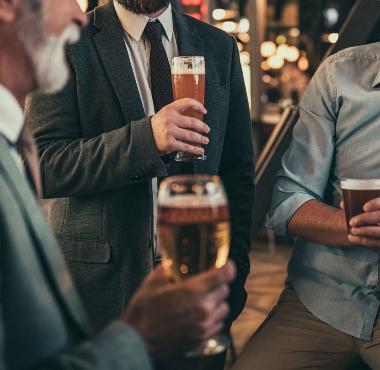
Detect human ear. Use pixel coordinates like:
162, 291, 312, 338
0, 0, 19, 23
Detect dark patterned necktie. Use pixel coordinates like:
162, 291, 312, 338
144, 21, 174, 112
144, 21, 187, 175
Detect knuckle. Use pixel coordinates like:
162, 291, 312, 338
196, 303, 211, 320
189, 132, 198, 141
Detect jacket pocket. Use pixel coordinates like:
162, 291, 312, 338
56, 236, 111, 264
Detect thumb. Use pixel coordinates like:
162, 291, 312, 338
143, 265, 172, 288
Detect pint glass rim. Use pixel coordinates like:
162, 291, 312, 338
158, 175, 226, 208
172, 56, 205, 62
341, 178, 380, 190
171, 56, 205, 75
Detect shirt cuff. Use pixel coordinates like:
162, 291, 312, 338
265, 193, 316, 236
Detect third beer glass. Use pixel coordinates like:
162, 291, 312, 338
158, 175, 230, 356
172, 56, 206, 162
341, 179, 380, 229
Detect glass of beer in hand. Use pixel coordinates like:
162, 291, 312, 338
158, 175, 231, 356
341, 179, 380, 230
172, 56, 207, 162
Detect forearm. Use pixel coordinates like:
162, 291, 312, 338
39, 118, 167, 198
288, 199, 351, 246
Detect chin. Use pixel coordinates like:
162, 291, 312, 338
34, 43, 76, 94
36, 60, 69, 94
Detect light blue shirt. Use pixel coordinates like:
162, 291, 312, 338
266, 42, 380, 340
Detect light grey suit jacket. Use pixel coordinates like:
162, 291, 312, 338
0, 136, 152, 370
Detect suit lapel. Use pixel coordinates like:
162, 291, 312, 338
93, 2, 145, 122
0, 138, 92, 336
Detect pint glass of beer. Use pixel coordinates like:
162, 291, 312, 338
341, 179, 380, 229
171, 56, 206, 162
158, 175, 230, 356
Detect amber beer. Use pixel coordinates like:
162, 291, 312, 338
158, 175, 230, 355
341, 179, 380, 229
172, 75, 205, 120
172, 56, 206, 161
158, 204, 230, 280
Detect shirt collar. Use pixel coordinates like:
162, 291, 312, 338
372, 70, 380, 88
0, 84, 24, 145
113, 1, 174, 42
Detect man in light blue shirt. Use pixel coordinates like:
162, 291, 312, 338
233, 42, 380, 370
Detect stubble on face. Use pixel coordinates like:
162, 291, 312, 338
116, 0, 170, 15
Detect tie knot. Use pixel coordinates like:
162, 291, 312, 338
144, 21, 163, 41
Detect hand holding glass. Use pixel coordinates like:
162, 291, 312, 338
158, 175, 231, 356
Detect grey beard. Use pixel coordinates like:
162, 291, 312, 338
116, 0, 171, 15
16, 1, 81, 93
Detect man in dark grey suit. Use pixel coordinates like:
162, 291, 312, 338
26, 0, 254, 334
0, 0, 236, 368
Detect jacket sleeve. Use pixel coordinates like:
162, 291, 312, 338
219, 38, 255, 322
40, 322, 153, 370
265, 57, 338, 235
0, 211, 152, 370
25, 59, 168, 199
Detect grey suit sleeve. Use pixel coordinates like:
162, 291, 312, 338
0, 309, 152, 370
41, 322, 153, 370
25, 62, 167, 198
219, 38, 255, 322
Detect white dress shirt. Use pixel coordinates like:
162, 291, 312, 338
113, 1, 179, 116
0, 84, 25, 174
113, 3, 179, 254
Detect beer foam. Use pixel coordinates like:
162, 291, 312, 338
159, 194, 226, 208
171, 56, 205, 75
341, 179, 380, 190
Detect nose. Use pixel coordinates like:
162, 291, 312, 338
71, 0, 89, 28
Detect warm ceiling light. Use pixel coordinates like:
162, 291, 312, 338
239, 18, 250, 33
285, 46, 300, 62
222, 21, 237, 33
268, 55, 284, 70
262, 74, 272, 84
328, 33, 339, 43
289, 27, 300, 38
238, 32, 250, 44
277, 44, 289, 58
261, 60, 270, 71
260, 41, 276, 58
212, 8, 226, 21
276, 35, 287, 45
298, 56, 309, 71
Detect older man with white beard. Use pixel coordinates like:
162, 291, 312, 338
0, 0, 236, 369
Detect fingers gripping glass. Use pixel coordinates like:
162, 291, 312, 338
171, 56, 207, 162
158, 175, 231, 356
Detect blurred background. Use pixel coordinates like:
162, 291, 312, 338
74, 0, 380, 368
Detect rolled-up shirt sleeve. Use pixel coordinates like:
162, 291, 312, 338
266, 57, 338, 235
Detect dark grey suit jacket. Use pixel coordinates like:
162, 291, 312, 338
26, 2, 255, 330
0, 136, 152, 370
